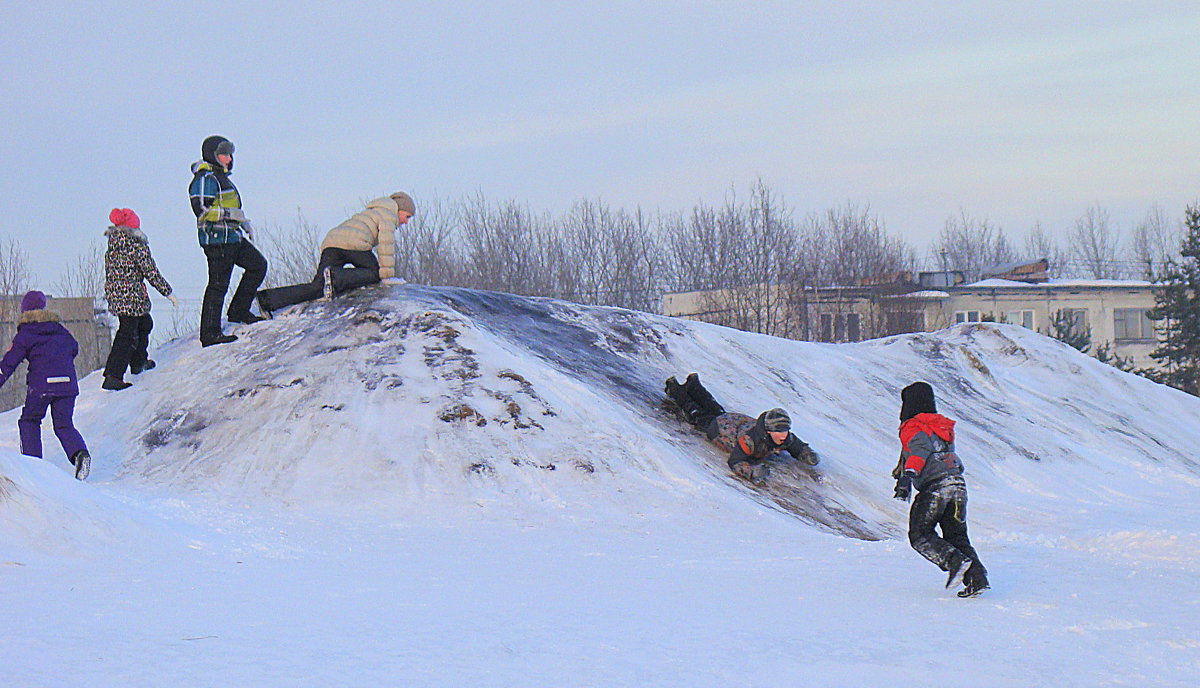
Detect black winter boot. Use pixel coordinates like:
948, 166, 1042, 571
683, 373, 725, 416
102, 376, 132, 391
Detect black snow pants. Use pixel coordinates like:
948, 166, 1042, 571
103, 313, 152, 378
201, 239, 267, 338
908, 476, 982, 572
257, 247, 380, 313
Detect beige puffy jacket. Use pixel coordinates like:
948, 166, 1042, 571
320, 196, 399, 279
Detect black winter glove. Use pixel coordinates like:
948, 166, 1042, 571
791, 443, 819, 466
893, 473, 913, 501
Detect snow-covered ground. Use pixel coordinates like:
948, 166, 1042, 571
2, 283, 1198, 687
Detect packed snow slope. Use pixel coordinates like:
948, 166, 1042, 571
2, 282, 1200, 687
8, 281, 1198, 541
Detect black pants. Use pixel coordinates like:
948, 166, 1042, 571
103, 314, 152, 378
201, 240, 267, 337
257, 247, 380, 313
908, 477, 981, 571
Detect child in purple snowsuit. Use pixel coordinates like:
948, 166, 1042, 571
0, 290, 91, 480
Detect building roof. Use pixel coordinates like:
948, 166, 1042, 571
963, 278, 1153, 289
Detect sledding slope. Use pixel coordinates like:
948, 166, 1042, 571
21, 282, 1196, 544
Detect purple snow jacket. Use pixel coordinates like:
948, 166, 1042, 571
0, 309, 80, 396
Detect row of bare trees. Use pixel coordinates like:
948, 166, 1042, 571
22, 182, 1192, 339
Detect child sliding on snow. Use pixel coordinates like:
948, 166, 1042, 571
665, 372, 817, 481
892, 381, 989, 597
0, 291, 91, 480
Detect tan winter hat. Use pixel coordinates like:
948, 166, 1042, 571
390, 191, 415, 215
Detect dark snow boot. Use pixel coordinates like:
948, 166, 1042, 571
130, 359, 156, 375
256, 293, 275, 319
665, 377, 707, 425
102, 376, 132, 391
71, 450, 90, 481
228, 312, 266, 325
683, 373, 724, 416
957, 562, 990, 597
201, 333, 238, 347
945, 556, 971, 590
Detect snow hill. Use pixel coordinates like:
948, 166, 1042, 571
2, 282, 1199, 686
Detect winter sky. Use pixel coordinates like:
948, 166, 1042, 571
2, 1, 1199, 296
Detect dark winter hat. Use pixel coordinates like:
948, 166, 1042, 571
109, 207, 140, 229
201, 135, 234, 169
20, 290, 46, 312
390, 191, 415, 215
900, 381, 937, 422
760, 407, 791, 433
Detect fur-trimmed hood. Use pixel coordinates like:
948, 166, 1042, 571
106, 224, 150, 245
17, 308, 61, 325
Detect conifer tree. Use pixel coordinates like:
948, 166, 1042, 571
1146, 205, 1200, 395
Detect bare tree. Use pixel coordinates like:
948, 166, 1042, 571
255, 209, 323, 287
1022, 222, 1067, 278
804, 202, 915, 288
932, 210, 1018, 283
459, 193, 556, 296
0, 236, 30, 323
394, 195, 461, 286
1131, 204, 1182, 279
55, 241, 106, 303
1069, 204, 1123, 279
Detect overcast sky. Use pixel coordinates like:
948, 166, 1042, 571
2, 1, 1198, 297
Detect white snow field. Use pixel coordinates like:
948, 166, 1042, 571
1, 283, 1198, 687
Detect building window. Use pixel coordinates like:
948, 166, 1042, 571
886, 311, 925, 336
1061, 308, 1089, 330
954, 310, 982, 324
818, 312, 861, 342
1004, 309, 1035, 329
1114, 308, 1155, 341
845, 313, 861, 342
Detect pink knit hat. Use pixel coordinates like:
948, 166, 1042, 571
109, 207, 140, 229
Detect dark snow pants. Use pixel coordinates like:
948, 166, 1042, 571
103, 314, 152, 378
257, 247, 380, 313
201, 240, 267, 337
19, 392, 87, 459
908, 476, 981, 571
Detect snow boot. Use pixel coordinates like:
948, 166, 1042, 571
256, 293, 275, 319
102, 376, 132, 391
957, 562, 990, 597
682, 373, 724, 416
201, 333, 238, 347
945, 556, 971, 590
130, 359, 156, 375
228, 312, 266, 325
71, 450, 90, 481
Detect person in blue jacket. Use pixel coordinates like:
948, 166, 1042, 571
0, 291, 90, 480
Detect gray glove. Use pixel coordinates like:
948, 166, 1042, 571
222, 208, 247, 223
893, 472, 915, 501
241, 219, 253, 238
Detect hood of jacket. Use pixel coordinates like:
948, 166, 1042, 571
105, 224, 149, 245
899, 412, 955, 445
200, 135, 233, 171
365, 196, 399, 214
17, 308, 61, 326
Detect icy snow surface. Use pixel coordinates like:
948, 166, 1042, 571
2, 283, 1198, 687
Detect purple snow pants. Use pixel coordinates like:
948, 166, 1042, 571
19, 392, 88, 459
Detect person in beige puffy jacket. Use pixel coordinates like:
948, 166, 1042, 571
256, 192, 414, 315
